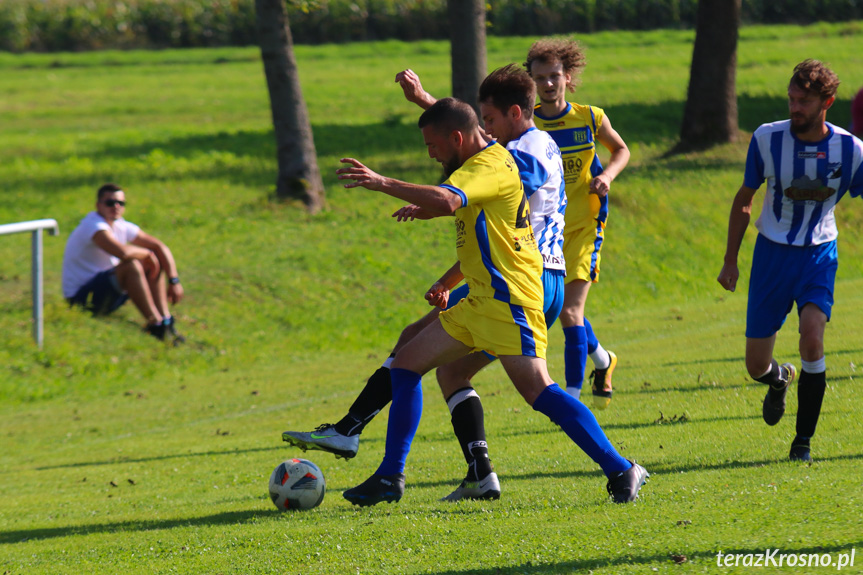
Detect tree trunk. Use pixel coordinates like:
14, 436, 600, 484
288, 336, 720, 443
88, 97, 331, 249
447, 0, 486, 115
255, 0, 324, 213
677, 0, 741, 151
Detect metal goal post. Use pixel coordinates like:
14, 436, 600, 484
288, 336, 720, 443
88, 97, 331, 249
0, 219, 60, 348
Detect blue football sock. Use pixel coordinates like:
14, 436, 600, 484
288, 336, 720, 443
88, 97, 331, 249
584, 317, 599, 355
563, 325, 588, 390
376, 368, 423, 476
532, 383, 631, 477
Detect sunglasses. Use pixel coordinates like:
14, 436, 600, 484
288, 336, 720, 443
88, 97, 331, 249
103, 199, 126, 207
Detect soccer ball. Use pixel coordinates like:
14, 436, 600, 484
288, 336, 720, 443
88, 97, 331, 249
268, 458, 326, 511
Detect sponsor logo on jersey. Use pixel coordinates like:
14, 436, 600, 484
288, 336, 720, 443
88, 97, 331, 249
571, 127, 590, 144
784, 175, 835, 201
797, 151, 827, 159
542, 253, 564, 266
455, 218, 466, 248
542, 121, 566, 128
827, 163, 843, 179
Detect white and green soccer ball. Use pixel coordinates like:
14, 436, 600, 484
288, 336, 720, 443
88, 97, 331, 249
268, 458, 326, 511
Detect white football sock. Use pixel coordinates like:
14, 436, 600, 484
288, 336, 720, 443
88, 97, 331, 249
590, 345, 611, 370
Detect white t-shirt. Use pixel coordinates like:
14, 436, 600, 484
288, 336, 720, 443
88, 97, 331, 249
62, 211, 140, 298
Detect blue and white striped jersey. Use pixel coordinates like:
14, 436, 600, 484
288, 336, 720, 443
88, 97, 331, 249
745, 120, 863, 246
506, 127, 568, 271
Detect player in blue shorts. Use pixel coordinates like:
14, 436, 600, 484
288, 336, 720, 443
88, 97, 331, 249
285, 66, 571, 501
332, 97, 647, 506
718, 59, 863, 461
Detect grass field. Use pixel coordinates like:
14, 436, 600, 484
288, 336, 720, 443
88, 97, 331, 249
2, 23, 863, 574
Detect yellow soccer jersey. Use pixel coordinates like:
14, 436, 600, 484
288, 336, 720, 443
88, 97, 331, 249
440, 142, 544, 310
534, 102, 609, 226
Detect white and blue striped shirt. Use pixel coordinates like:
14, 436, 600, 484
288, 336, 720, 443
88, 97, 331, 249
506, 127, 568, 270
745, 120, 863, 246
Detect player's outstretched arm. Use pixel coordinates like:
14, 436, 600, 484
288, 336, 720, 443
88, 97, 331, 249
392, 204, 442, 221
395, 69, 437, 110
718, 185, 757, 293
337, 158, 461, 215
590, 115, 631, 197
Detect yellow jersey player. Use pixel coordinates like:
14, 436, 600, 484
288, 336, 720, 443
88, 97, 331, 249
526, 37, 631, 407
334, 97, 647, 506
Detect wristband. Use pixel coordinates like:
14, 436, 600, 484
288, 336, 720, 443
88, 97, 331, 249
169, 277, 181, 285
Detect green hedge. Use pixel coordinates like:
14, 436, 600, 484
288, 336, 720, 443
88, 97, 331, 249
1, 0, 861, 52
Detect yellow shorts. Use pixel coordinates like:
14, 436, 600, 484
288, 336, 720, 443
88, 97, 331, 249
562, 218, 605, 284
439, 295, 547, 359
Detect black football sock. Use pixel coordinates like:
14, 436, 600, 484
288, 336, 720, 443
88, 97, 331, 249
448, 388, 492, 481
796, 370, 827, 440
756, 359, 791, 403
755, 359, 784, 388
333, 365, 393, 436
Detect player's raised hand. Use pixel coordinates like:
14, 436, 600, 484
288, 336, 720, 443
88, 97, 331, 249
589, 173, 612, 197
717, 262, 739, 292
395, 69, 435, 110
337, 158, 386, 191
425, 281, 450, 309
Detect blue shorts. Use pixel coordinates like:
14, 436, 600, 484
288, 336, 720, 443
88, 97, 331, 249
446, 268, 565, 328
68, 268, 129, 316
746, 234, 837, 339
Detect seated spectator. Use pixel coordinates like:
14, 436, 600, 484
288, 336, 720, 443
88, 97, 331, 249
62, 183, 184, 342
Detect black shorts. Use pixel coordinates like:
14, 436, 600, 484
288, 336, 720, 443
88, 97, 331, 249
68, 268, 129, 316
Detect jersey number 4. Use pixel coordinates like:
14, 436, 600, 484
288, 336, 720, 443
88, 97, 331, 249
515, 192, 529, 229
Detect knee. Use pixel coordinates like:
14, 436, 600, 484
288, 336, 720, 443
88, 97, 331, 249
436, 364, 466, 398
799, 333, 824, 362
745, 356, 772, 380
141, 253, 162, 276
399, 319, 425, 343
557, 305, 580, 328
117, 258, 145, 277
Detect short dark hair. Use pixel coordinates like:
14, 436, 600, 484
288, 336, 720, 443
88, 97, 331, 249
478, 64, 536, 119
790, 59, 840, 100
97, 183, 122, 201
418, 97, 479, 134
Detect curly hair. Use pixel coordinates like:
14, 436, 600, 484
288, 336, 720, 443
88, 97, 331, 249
790, 59, 840, 100
524, 37, 586, 93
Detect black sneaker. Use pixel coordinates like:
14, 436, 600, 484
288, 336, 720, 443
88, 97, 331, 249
343, 473, 405, 507
762, 363, 796, 426
789, 437, 811, 461
164, 316, 185, 344
606, 461, 649, 503
144, 322, 166, 341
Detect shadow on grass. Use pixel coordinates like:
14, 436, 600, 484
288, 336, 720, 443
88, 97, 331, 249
12, 94, 855, 205
419, 539, 863, 575
0, 508, 272, 545
399, 449, 863, 492
2, 121, 431, 196
35, 445, 284, 471
661, 355, 745, 367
